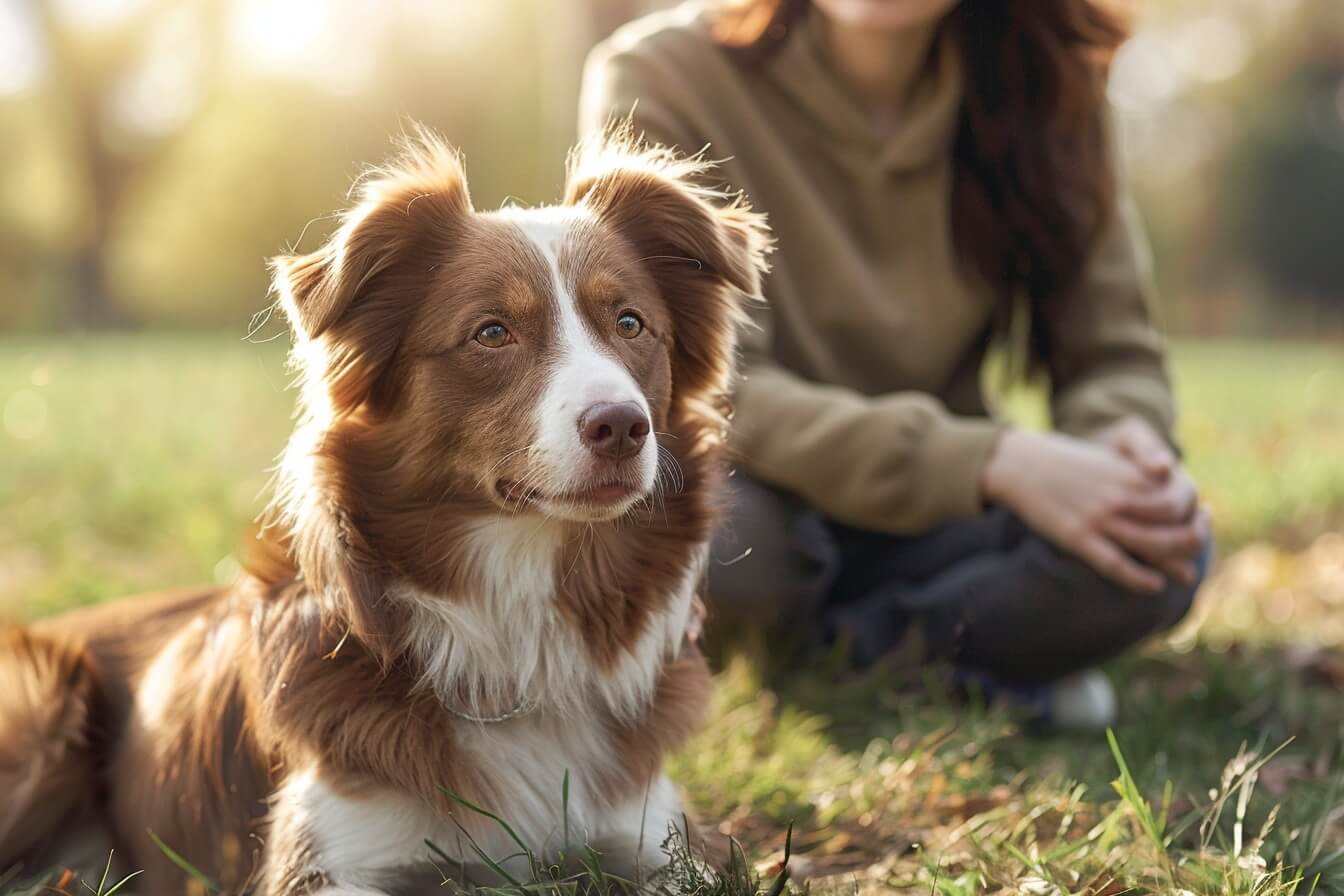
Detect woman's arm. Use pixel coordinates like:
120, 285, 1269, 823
580, 32, 1004, 535
1045, 186, 1177, 445
729, 326, 1004, 533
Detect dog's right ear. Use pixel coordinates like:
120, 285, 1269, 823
565, 127, 771, 411
271, 129, 473, 342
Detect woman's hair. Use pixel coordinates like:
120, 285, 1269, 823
713, 0, 1129, 353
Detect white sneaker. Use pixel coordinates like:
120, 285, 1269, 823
1044, 668, 1117, 731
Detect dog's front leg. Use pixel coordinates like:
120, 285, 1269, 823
587, 774, 692, 885
257, 768, 442, 896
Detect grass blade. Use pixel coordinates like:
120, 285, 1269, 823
440, 786, 532, 859
1106, 729, 1167, 851
147, 832, 217, 893
766, 822, 793, 896
434, 824, 526, 892
100, 870, 144, 896
562, 768, 571, 857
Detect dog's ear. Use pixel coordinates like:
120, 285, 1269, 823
266, 129, 472, 666
565, 131, 771, 405
271, 128, 472, 410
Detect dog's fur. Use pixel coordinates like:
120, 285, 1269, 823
0, 128, 768, 894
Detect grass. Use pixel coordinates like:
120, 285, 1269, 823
2, 334, 1343, 894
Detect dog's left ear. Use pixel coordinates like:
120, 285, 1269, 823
565, 135, 771, 403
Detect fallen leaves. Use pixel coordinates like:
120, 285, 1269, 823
1171, 532, 1344, 650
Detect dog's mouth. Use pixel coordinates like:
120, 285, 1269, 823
494, 478, 642, 513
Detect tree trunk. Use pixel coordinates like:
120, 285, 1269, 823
69, 242, 126, 329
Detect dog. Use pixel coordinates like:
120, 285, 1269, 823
0, 127, 769, 894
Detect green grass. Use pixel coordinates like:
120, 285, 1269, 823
0, 334, 292, 616
2, 334, 1343, 894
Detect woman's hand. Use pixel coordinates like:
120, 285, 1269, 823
980, 426, 1206, 594
1094, 417, 1208, 584
1096, 417, 1177, 482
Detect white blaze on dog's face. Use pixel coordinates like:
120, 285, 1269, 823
273, 129, 766, 527
495, 210, 659, 521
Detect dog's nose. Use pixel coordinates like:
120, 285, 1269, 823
578, 402, 650, 460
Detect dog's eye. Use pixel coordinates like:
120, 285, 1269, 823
476, 323, 512, 348
615, 312, 643, 339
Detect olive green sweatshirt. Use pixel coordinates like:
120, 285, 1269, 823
579, 3, 1175, 534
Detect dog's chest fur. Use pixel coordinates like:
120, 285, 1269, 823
397, 516, 701, 723
250, 516, 705, 889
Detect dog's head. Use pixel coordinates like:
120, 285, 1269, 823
267, 127, 768, 650
275, 127, 767, 524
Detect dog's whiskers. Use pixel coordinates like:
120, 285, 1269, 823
559, 524, 591, 589
656, 444, 686, 495
474, 444, 538, 493
497, 472, 540, 521
607, 254, 705, 280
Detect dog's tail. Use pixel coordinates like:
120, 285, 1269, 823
0, 626, 102, 872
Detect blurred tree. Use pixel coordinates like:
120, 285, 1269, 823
1209, 0, 1344, 328
1221, 65, 1344, 314
1, 0, 1338, 335
32, 0, 229, 328
1123, 0, 1344, 336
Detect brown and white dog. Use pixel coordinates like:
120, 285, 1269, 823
0, 128, 768, 894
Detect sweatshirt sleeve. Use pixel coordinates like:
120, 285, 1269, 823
730, 323, 1006, 532
1045, 191, 1178, 446
580, 35, 1006, 534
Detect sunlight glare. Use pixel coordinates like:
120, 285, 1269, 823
229, 0, 381, 94
229, 0, 326, 68
1109, 32, 1181, 115
0, 0, 45, 95
50, 0, 149, 31
231, 0, 329, 72
1172, 15, 1249, 85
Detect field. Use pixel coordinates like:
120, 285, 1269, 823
2, 335, 1343, 894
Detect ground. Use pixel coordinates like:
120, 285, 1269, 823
1, 335, 1342, 895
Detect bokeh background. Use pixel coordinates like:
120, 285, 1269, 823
1, 1, 1343, 891
1, 0, 1343, 335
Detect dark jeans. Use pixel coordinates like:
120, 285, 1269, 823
709, 475, 1207, 686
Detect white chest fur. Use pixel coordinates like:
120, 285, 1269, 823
395, 517, 701, 722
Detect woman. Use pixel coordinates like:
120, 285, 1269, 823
579, 0, 1210, 728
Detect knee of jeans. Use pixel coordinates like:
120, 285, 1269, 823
1156, 536, 1213, 631
1030, 533, 1210, 635
1102, 537, 1211, 634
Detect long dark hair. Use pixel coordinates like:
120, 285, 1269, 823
713, 0, 1129, 357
